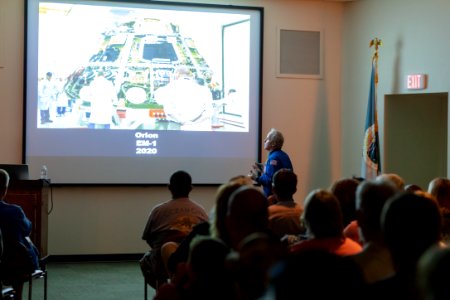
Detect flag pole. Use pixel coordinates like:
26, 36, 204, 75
361, 38, 382, 179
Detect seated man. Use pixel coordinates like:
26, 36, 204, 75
140, 170, 208, 289
376, 173, 405, 190
225, 186, 285, 300
0, 169, 40, 300
367, 192, 442, 300
289, 189, 362, 256
267, 169, 304, 239
428, 177, 450, 244
349, 180, 398, 284
417, 245, 450, 300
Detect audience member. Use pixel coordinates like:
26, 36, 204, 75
265, 250, 366, 300
250, 128, 293, 198
155, 236, 236, 300
163, 174, 255, 281
165, 175, 253, 281
376, 173, 405, 190
330, 177, 360, 244
140, 170, 208, 289
404, 183, 423, 193
417, 245, 450, 300
163, 221, 210, 280
330, 177, 360, 227
428, 178, 450, 208
209, 182, 245, 248
0, 169, 40, 300
267, 169, 304, 239
185, 236, 235, 299
209, 174, 253, 246
290, 189, 362, 256
368, 192, 442, 300
227, 232, 285, 300
225, 185, 269, 250
349, 180, 397, 283
428, 177, 450, 244
225, 186, 285, 299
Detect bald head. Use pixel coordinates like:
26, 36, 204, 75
376, 173, 405, 190
428, 177, 450, 211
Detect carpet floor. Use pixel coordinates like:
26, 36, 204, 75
23, 261, 156, 300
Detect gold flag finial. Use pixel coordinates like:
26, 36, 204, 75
370, 38, 382, 84
370, 38, 382, 61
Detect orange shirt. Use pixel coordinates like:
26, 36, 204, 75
290, 236, 362, 256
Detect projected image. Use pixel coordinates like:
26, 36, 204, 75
37, 3, 250, 131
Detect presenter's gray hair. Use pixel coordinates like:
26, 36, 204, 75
269, 128, 284, 149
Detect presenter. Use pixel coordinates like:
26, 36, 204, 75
250, 128, 293, 198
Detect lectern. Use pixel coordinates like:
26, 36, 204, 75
5, 179, 49, 257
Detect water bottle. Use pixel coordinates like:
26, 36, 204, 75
40, 165, 48, 180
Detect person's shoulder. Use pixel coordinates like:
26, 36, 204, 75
186, 198, 208, 210
0, 201, 23, 212
166, 197, 204, 208
150, 199, 173, 211
271, 149, 288, 157
267, 203, 281, 214
341, 237, 363, 254
0, 202, 26, 220
268, 202, 291, 212
279, 149, 291, 157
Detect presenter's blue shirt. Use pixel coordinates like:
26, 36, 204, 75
258, 149, 293, 197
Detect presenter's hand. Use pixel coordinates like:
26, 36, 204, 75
249, 169, 259, 181
252, 162, 263, 172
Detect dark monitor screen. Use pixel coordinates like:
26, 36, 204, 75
0, 164, 30, 181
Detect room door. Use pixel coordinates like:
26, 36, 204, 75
384, 93, 448, 189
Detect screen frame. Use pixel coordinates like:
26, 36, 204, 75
23, 0, 264, 185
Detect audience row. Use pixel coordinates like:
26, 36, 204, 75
139, 170, 450, 300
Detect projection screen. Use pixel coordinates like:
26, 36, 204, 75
24, 0, 263, 184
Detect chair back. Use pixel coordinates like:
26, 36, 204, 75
0, 240, 35, 284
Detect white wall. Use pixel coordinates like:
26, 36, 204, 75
342, 0, 450, 179
0, 0, 344, 255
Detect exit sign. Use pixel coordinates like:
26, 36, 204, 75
407, 74, 427, 90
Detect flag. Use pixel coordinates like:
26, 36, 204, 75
361, 60, 381, 179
